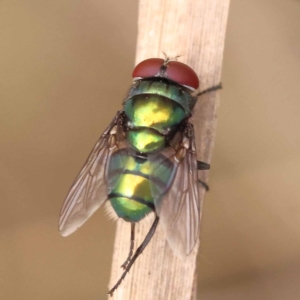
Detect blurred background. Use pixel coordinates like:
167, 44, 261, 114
1, 0, 300, 299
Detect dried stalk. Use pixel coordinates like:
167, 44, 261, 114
108, 0, 230, 299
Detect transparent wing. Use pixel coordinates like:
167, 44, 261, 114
59, 112, 125, 236
147, 147, 177, 197
150, 124, 202, 256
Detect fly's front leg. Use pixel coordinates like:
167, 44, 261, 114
196, 83, 222, 97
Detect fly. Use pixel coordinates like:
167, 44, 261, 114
58, 57, 221, 296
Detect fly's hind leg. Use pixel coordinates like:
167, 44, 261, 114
108, 216, 160, 297
120, 223, 135, 269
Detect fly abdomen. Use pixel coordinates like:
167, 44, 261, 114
107, 149, 174, 223
107, 149, 154, 222
108, 172, 154, 222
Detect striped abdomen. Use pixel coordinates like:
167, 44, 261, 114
107, 149, 173, 222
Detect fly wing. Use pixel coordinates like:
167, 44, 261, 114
59, 112, 125, 236
150, 124, 202, 256
147, 147, 177, 198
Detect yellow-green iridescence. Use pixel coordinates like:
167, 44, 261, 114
108, 152, 153, 221
129, 80, 196, 114
108, 80, 194, 222
114, 174, 151, 201
125, 95, 185, 133
109, 174, 152, 222
110, 197, 149, 222
127, 128, 165, 153
124, 82, 187, 153
108, 149, 174, 222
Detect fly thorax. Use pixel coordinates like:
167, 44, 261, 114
126, 128, 166, 153
124, 80, 195, 154
127, 79, 197, 114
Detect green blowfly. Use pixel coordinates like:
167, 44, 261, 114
59, 57, 221, 296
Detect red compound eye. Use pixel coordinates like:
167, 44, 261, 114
166, 61, 199, 89
132, 58, 164, 79
132, 58, 199, 89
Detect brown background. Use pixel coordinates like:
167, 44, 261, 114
1, 0, 300, 299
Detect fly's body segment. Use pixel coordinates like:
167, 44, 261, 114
59, 57, 221, 296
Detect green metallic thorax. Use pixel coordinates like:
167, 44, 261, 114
124, 79, 196, 154
108, 79, 196, 222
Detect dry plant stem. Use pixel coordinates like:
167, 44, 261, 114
108, 0, 230, 299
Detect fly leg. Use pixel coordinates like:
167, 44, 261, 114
196, 83, 222, 97
120, 223, 135, 269
197, 160, 210, 191
108, 216, 159, 297
198, 179, 209, 191
194, 83, 222, 189
185, 123, 211, 191
197, 161, 210, 170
